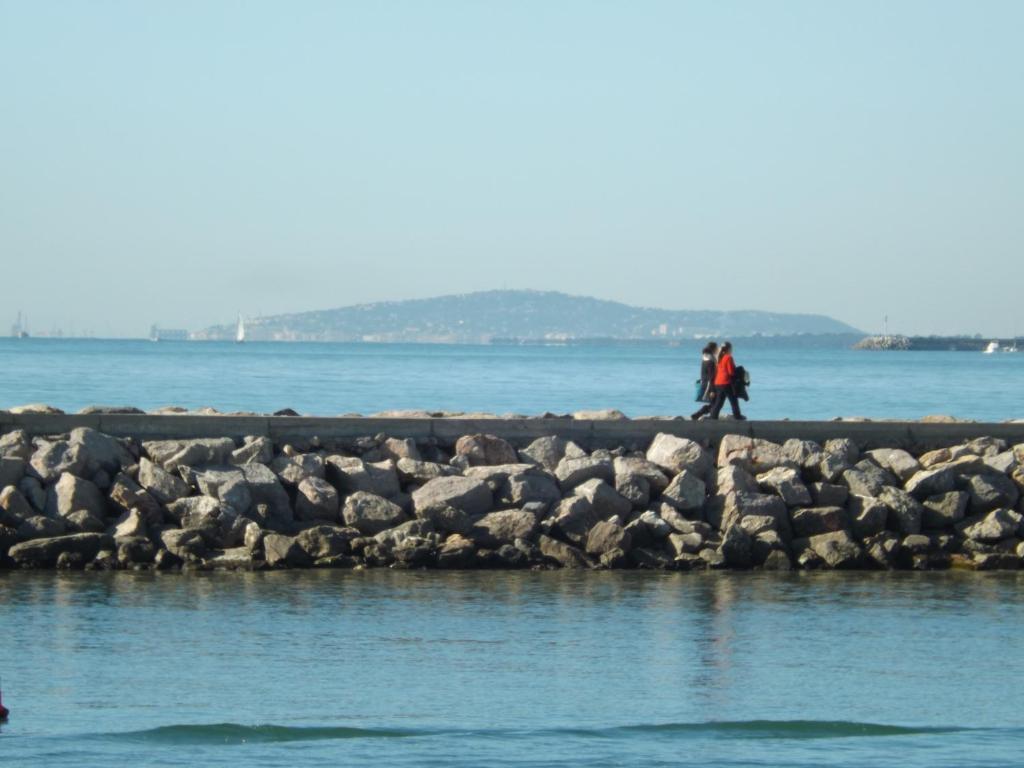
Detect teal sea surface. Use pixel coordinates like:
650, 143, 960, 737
3, 339, 1024, 766
1, 338, 1022, 420
1, 571, 1023, 767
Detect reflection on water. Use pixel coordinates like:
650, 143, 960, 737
2, 570, 1024, 767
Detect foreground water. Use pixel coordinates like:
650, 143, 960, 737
1, 571, 1022, 767
1, 338, 1023, 421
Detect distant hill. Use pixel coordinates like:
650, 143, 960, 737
193, 290, 862, 343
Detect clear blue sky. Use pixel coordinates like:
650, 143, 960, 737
2, 1, 1021, 338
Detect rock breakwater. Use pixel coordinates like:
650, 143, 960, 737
1, 424, 1023, 572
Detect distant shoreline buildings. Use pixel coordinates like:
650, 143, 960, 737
149, 325, 189, 342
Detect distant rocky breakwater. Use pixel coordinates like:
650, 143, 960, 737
1, 421, 1024, 573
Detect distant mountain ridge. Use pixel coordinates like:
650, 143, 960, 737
193, 290, 861, 342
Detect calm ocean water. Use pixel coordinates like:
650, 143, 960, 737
1, 571, 1023, 767
0, 338, 1022, 421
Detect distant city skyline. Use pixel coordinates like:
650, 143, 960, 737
2, 1, 1022, 338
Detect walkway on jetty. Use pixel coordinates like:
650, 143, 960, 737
4, 413, 1024, 450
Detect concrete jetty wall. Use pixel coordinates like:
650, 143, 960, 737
4, 412, 1024, 451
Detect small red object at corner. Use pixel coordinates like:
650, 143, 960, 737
0, 684, 9, 720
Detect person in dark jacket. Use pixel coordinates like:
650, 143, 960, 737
709, 341, 746, 420
690, 341, 718, 420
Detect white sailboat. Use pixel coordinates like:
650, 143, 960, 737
983, 341, 999, 354
236, 314, 246, 344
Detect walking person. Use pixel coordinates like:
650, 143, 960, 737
709, 341, 746, 420
690, 341, 718, 420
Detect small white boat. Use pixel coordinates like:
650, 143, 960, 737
236, 314, 246, 344
983, 341, 999, 354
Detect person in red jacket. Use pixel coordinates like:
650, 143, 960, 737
709, 341, 746, 420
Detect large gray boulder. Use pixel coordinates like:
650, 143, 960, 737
574, 478, 631, 520
808, 530, 863, 569
165, 495, 221, 524
262, 533, 312, 567
667, 530, 704, 557
756, 467, 812, 507
295, 525, 357, 559
160, 528, 208, 561
904, 466, 957, 500
922, 491, 968, 529
711, 492, 787, 533
143, 438, 236, 471
985, 451, 1018, 475
412, 476, 493, 516
107, 473, 162, 525
270, 453, 325, 486
379, 437, 422, 462
0, 430, 32, 460
959, 509, 1023, 542
967, 473, 1020, 514
30, 440, 87, 482
69, 428, 133, 475
791, 506, 848, 538
111, 509, 147, 539
471, 509, 539, 548
45, 473, 107, 520
719, 524, 753, 568
781, 439, 825, 473
372, 519, 437, 551
552, 495, 599, 546
878, 487, 924, 535
848, 495, 889, 539
585, 519, 631, 556
615, 474, 650, 509
229, 436, 274, 466
396, 458, 459, 485
817, 452, 854, 484
463, 463, 538, 486
9, 532, 113, 567
64, 510, 105, 533
500, 471, 562, 510
436, 534, 477, 568
326, 456, 401, 498
648, 434, 712, 477
342, 492, 408, 535
811, 482, 849, 507
863, 531, 901, 568
295, 477, 340, 522
866, 448, 920, 483
717, 435, 792, 475
715, 465, 759, 496
454, 434, 518, 466
239, 463, 293, 526
414, 504, 473, 535
555, 456, 614, 491
824, 438, 860, 464
613, 457, 671, 494
657, 504, 709, 536
194, 467, 252, 515
964, 437, 1008, 457
138, 457, 191, 505
519, 436, 586, 472
842, 468, 886, 498
661, 470, 706, 514
537, 534, 590, 568
0, 485, 33, 527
